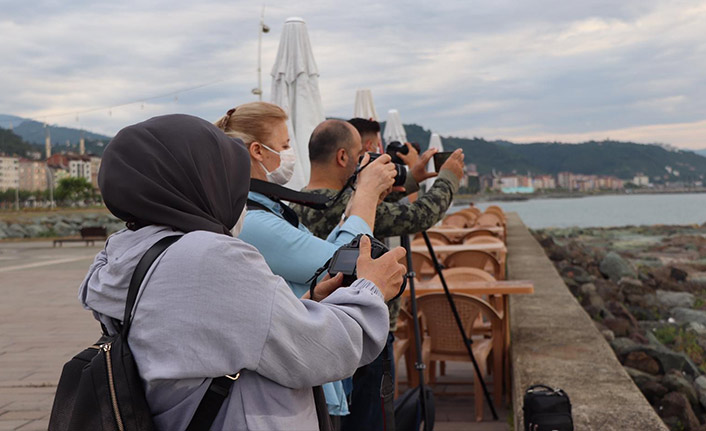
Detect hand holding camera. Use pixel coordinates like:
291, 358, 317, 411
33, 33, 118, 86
356, 235, 407, 301
436, 149, 465, 180
356, 153, 398, 196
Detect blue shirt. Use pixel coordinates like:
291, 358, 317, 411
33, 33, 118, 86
239, 191, 373, 415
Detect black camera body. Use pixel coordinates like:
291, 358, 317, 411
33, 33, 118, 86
386, 141, 408, 165
329, 234, 389, 286
328, 234, 407, 299
360, 152, 407, 187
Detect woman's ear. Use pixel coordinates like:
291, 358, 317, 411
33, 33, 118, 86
250, 142, 264, 162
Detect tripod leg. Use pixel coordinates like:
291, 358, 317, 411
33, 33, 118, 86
421, 231, 499, 421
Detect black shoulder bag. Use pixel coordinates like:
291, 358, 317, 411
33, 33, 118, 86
49, 235, 239, 431
523, 384, 574, 431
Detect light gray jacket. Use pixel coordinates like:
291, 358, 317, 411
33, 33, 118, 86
78, 225, 389, 430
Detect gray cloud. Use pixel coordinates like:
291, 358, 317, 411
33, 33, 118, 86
1, 0, 705, 148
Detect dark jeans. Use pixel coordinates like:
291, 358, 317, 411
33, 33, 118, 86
341, 332, 395, 431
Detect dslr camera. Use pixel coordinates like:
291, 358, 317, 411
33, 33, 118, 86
328, 234, 407, 298
385, 141, 408, 164
359, 152, 407, 187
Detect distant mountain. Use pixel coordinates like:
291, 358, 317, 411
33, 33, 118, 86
396, 123, 706, 181
0, 114, 26, 130
0, 128, 41, 158
0, 115, 113, 156
692, 149, 706, 158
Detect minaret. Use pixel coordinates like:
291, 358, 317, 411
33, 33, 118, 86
79, 134, 85, 155
45, 126, 51, 158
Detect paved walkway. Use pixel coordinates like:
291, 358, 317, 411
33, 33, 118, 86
0, 240, 508, 430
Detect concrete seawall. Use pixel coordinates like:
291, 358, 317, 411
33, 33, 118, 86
506, 213, 668, 430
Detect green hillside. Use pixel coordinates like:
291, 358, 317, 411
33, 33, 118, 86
397, 123, 706, 181
0, 128, 41, 157
10, 119, 112, 156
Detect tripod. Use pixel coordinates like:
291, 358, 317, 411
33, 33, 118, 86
409, 231, 499, 420
400, 234, 432, 431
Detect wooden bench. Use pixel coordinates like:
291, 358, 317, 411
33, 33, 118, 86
53, 226, 108, 247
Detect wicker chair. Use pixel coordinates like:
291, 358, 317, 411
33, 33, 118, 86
413, 231, 451, 244
441, 213, 468, 228
417, 293, 503, 421
460, 229, 498, 243
406, 250, 437, 280
443, 250, 503, 280
474, 212, 504, 229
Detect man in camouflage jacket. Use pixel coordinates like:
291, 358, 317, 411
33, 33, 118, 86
291, 118, 464, 431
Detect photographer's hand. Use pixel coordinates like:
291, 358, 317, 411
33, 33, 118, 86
349, 154, 396, 230
440, 148, 465, 180
406, 147, 439, 183
302, 273, 344, 302
356, 236, 407, 301
395, 142, 420, 168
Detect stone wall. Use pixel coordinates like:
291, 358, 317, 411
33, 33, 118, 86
507, 213, 668, 430
0, 212, 123, 239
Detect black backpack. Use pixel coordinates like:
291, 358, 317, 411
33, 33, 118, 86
49, 235, 238, 431
523, 384, 573, 431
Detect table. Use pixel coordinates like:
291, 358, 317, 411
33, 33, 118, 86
411, 243, 506, 254
428, 226, 504, 236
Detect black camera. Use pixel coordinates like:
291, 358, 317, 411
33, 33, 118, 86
386, 141, 408, 165
328, 234, 407, 299
359, 152, 407, 187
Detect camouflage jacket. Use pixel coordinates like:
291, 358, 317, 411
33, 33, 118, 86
291, 168, 459, 331
292, 168, 459, 240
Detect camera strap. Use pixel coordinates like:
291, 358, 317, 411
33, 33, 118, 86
250, 179, 331, 209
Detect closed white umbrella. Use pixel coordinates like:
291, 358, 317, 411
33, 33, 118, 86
270, 17, 325, 190
353, 89, 378, 121
383, 109, 407, 147
425, 133, 444, 190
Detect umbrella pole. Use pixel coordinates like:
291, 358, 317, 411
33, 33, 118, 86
421, 231, 499, 420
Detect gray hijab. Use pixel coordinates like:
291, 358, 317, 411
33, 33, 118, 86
98, 114, 250, 235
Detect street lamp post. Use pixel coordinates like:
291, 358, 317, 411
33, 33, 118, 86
252, 6, 269, 100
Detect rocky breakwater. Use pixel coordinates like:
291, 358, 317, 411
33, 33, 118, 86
0, 211, 124, 239
535, 225, 706, 431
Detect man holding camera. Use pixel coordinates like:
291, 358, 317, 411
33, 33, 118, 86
291, 117, 464, 431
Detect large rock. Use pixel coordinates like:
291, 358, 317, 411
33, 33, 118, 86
663, 370, 698, 407
624, 351, 661, 375
657, 290, 695, 309
611, 337, 641, 356
694, 375, 706, 410
23, 224, 44, 237
660, 392, 700, 431
600, 252, 637, 281
625, 366, 661, 388
53, 221, 75, 237
561, 265, 593, 284
5, 223, 28, 238
672, 308, 706, 327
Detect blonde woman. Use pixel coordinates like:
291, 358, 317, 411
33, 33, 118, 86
215, 102, 399, 424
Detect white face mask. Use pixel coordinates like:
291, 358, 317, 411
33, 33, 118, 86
230, 206, 247, 237
259, 144, 296, 185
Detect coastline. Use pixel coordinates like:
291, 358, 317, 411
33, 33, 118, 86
535, 224, 706, 430
455, 187, 706, 204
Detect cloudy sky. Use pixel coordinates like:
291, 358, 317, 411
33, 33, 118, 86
2, 0, 705, 148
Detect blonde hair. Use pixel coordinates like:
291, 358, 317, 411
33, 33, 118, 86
214, 102, 288, 145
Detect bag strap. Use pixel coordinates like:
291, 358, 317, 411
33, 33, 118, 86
120, 234, 239, 430
121, 235, 182, 340
186, 374, 239, 431
313, 385, 334, 431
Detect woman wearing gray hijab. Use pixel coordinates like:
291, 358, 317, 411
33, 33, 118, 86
79, 114, 406, 430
